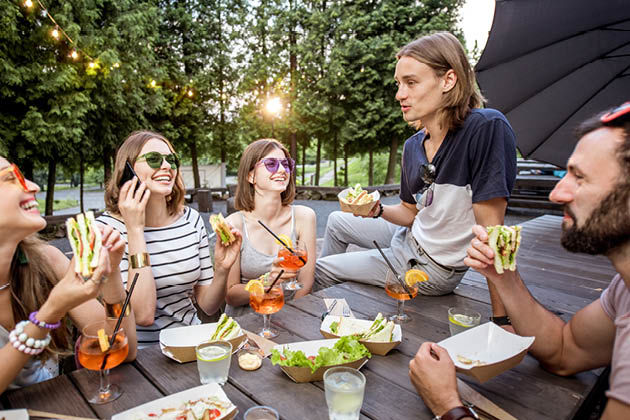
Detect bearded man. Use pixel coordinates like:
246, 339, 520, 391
407, 102, 630, 420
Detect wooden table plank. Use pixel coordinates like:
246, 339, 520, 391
70, 363, 164, 419
2, 375, 97, 418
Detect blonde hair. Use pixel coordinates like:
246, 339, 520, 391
10, 236, 73, 360
235, 139, 296, 212
105, 131, 185, 216
397, 32, 485, 131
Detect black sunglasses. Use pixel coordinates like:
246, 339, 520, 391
601, 101, 630, 124
415, 163, 436, 207
136, 152, 180, 169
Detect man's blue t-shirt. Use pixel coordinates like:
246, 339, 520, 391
400, 108, 517, 267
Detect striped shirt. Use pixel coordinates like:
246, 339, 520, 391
97, 207, 214, 346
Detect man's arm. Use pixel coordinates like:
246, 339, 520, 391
380, 201, 418, 227
472, 197, 510, 322
465, 226, 615, 375
602, 398, 630, 419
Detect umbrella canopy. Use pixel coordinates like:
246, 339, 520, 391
475, 0, 630, 168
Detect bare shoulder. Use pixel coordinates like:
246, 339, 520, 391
225, 211, 243, 229
293, 205, 316, 221
40, 244, 70, 282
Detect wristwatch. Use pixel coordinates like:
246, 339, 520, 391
490, 315, 512, 326
433, 405, 479, 420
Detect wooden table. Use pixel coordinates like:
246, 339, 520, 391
1, 216, 616, 419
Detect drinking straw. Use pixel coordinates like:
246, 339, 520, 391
264, 270, 285, 294
372, 240, 413, 299
257, 220, 307, 265
100, 272, 139, 370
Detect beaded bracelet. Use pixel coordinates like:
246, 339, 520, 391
29, 311, 61, 330
9, 320, 51, 355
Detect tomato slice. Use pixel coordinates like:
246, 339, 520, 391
209, 408, 221, 419
89, 229, 95, 251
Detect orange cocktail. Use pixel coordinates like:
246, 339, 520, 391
278, 248, 307, 271
249, 284, 284, 314
78, 334, 129, 370
385, 269, 427, 323
385, 283, 419, 301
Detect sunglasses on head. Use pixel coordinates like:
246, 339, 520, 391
136, 152, 180, 169
601, 101, 630, 123
258, 157, 295, 175
0, 163, 31, 192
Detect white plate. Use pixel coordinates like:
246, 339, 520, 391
0, 409, 28, 420
111, 383, 237, 420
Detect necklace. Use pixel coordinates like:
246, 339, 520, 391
0, 283, 9, 291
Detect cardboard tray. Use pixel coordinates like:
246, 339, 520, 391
338, 188, 380, 216
0, 409, 28, 420
111, 383, 237, 420
272, 338, 369, 383
320, 315, 401, 356
438, 322, 535, 383
159, 322, 246, 363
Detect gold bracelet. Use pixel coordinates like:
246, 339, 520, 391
104, 299, 131, 318
129, 252, 150, 269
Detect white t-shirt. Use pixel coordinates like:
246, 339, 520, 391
97, 207, 214, 346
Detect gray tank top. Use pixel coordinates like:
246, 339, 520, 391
239, 206, 298, 284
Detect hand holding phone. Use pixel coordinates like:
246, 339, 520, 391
119, 161, 140, 192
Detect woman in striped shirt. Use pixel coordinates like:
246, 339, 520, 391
98, 131, 241, 347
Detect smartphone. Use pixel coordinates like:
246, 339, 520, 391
119, 161, 140, 191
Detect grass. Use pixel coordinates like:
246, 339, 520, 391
321, 154, 401, 187
37, 198, 78, 211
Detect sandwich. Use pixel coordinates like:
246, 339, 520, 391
341, 184, 375, 205
487, 225, 522, 274
210, 314, 242, 340
66, 211, 103, 278
329, 313, 395, 342
209, 213, 236, 246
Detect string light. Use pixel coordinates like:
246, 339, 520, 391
51, 27, 59, 40
187, 90, 193, 97
88, 62, 96, 69
70, 50, 79, 60
150, 80, 157, 87
24, 0, 33, 8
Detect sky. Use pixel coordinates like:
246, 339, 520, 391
459, 0, 496, 53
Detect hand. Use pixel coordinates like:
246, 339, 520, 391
409, 342, 462, 416
353, 199, 380, 218
43, 250, 112, 321
118, 177, 150, 230
270, 257, 298, 283
464, 224, 515, 283
213, 227, 242, 272
99, 224, 126, 273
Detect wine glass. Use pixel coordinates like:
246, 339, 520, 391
77, 320, 129, 404
384, 269, 421, 323
249, 281, 284, 338
277, 239, 308, 297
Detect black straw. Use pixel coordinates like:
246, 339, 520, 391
372, 240, 413, 299
264, 270, 285, 294
100, 272, 139, 370
257, 220, 307, 265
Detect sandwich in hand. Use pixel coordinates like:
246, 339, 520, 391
329, 313, 395, 342
209, 213, 236, 246
66, 211, 103, 278
341, 184, 375, 205
487, 225, 522, 274
210, 314, 242, 340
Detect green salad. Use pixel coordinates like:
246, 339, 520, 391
270, 336, 371, 373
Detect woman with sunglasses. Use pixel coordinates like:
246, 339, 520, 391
223, 139, 316, 317
99, 131, 240, 347
0, 157, 137, 393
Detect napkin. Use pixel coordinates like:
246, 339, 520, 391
323, 298, 354, 318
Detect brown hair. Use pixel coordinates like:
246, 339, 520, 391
10, 236, 73, 360
575, 106, 630, 181
105, 131, 185, 216
235, 139, 296, 211
397, 32, 485, 131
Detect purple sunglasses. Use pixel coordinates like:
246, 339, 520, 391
258, 157, 295, 174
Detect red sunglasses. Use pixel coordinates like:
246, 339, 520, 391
0, 163, 31, 192
601, 101, 630, 123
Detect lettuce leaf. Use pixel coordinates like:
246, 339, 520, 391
329, 321, 339, 334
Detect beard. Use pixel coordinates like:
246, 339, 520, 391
561, 181, 630, 255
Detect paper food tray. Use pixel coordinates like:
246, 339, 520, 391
272, 338, 368, 383
159, 322, 246, 363
438, 322, 535, 383
320, 315, 401, 356
338, 189, 380, 216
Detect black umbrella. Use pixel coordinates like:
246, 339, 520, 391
475, 0, 630, 168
